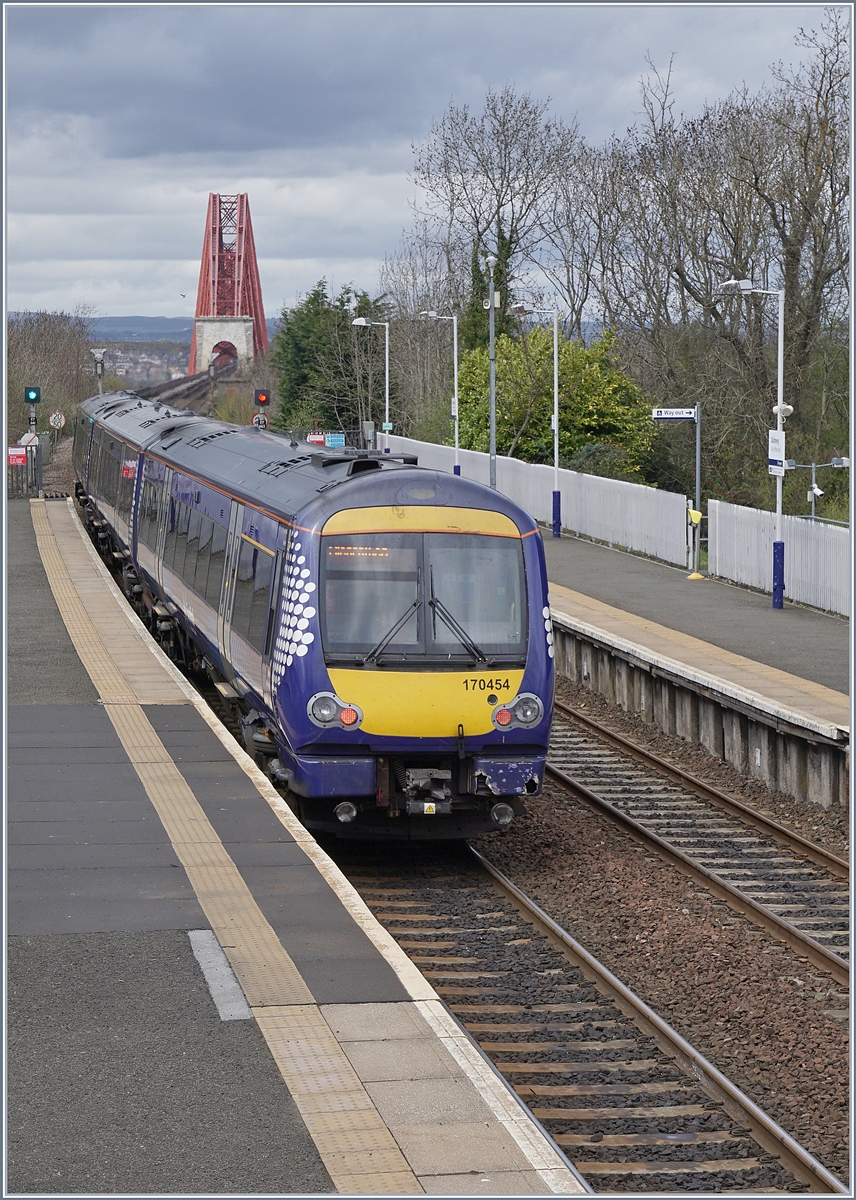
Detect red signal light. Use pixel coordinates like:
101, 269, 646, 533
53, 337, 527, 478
254, 389, 270, 406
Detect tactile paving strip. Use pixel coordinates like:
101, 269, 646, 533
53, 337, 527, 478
255, 1006, 420, 1190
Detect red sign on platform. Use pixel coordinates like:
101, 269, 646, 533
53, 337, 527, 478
307, 432, 325, 445
8, 447, 28, 466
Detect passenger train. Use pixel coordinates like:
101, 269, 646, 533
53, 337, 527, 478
73, 391, 555, 838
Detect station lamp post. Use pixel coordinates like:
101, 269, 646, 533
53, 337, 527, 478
352, 317, 390, 452
420, 310, 460, 474
718, 278, 788, 608
511, 302, 562, 538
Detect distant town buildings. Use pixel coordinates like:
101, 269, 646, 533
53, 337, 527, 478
103, 343, 190, 384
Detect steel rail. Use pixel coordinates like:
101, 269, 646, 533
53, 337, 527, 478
545, 758, 849, 987
554, 700, 848, 877
469, 843, 848, 1195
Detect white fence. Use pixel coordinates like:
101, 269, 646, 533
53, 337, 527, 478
388, 435, 691, 568
708, 499, 851, 617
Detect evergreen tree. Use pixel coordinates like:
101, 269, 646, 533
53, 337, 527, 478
270, 281, 391, 434
459, 226, 516, 352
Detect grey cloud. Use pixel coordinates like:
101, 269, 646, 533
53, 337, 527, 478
6, 3, 828, 316
7, 5, 821, 159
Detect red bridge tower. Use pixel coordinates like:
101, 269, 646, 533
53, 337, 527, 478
188, 193, 268, 374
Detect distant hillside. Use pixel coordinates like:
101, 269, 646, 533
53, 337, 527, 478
91, 316, 281, 343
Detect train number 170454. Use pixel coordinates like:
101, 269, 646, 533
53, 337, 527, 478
463, 678, 511, 691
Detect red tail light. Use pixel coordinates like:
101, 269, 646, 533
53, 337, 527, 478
340, 707, 359, 727
495, 708, 512, 727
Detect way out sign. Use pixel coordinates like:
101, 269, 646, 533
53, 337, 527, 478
768, 430, 786, 477
652, 407, 697, 421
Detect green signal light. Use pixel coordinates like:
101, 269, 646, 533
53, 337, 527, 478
25, 386, 41, 403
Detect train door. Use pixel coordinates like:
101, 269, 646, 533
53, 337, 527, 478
215, 501, 243, 686
262, 546, 286, 712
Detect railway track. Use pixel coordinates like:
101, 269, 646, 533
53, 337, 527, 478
331, 840, 845, 1194
548, 701, 850, 986
142, 620, 847, 1191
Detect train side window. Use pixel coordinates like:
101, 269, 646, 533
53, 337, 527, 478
247, 548, 275, 651
72, 418, 90, 479
117, 455, 136, 523
231, 537, 256, 639
182, 509, 202, 587
138, 465, 164, 549
163, 497, 179, 565
102, 445, 120, 507
192, 517, 214, 595
171, 502, 192, 578
204, 522, 228, 609
138, 480, 161, 549
89, 442, 104, 498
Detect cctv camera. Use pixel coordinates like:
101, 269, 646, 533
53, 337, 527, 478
811, 483, 824, 497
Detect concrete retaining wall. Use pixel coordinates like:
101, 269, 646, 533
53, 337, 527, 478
552, 614, 848, 811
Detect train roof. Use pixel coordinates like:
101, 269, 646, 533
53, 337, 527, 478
78, 391, 540, 533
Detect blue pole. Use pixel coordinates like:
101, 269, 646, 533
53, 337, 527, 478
772, 540, 785, 609
453, 464, 461, 475
552, 490, 561, 539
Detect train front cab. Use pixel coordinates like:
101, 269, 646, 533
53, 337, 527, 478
271, 501, 555, 839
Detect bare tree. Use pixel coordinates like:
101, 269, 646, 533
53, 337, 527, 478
6, 307, 96, 441
412, 86, 577, 293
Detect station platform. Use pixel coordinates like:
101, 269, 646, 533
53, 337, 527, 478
6, 498, 586, 1197
543, 535, 850, 737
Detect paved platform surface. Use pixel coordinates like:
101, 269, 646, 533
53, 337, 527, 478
6, 499, 585, 1197
544, 534, 851, 702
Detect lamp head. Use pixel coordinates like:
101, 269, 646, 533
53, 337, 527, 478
718, 277, 755, 294
510, 302, 529, 315
352, 317, 372, 327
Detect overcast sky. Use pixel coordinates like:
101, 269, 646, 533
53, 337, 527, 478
5, 3, 834, 320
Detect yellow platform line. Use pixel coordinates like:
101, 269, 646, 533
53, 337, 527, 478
30, 500, 421, 1195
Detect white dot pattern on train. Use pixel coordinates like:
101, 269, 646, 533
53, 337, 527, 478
271, 540, 318, 687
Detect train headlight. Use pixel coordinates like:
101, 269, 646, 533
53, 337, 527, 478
492, 693, 543, 730
307, 692, 363, 729
490, 802, 515, 828
334, 802, 358, 823
310, 694, 339, 724
513, 695, 543, 725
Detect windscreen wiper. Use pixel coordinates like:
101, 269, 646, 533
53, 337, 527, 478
364, 599, 422, 664
429, 569, 487, 664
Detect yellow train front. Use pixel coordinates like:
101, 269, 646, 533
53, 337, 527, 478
272, 478, 555, 839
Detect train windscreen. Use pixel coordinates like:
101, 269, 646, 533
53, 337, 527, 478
320, 531, 526, 665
